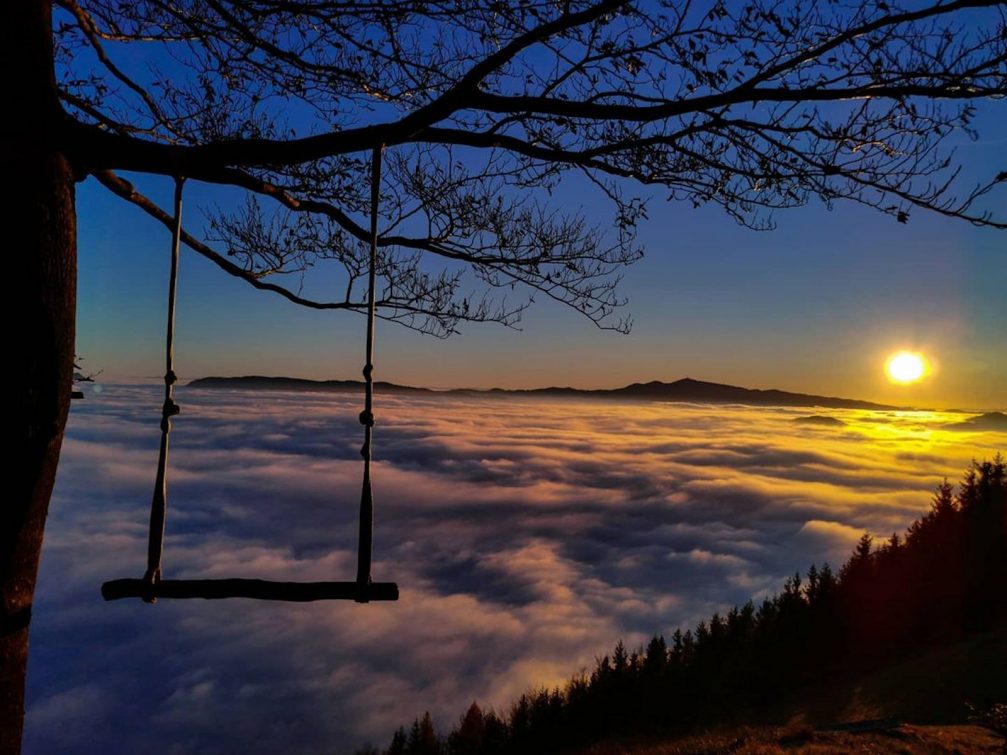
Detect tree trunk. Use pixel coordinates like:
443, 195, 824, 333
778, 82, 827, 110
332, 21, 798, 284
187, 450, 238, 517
2, 1, 76, 752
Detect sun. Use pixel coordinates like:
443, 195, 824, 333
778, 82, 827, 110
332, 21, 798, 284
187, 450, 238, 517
885, 351, 927, 384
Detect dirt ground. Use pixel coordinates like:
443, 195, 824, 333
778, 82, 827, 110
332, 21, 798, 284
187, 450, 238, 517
582, 723, 1005, 754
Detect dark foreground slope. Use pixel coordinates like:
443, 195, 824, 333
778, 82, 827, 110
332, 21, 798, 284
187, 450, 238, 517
574, 630, 1006, 754
362, 457, 1006, 755
584, 722, 1004, 754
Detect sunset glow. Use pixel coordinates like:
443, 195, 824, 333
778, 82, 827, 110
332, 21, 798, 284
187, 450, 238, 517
21, 1, 1007, 751
29, 386, 1005, 752
885, 351, 927, 385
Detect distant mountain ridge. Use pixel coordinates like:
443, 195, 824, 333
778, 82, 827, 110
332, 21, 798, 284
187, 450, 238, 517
947, 411, 1007, 431
189, 375, 434, 394
188, 375, 900, 410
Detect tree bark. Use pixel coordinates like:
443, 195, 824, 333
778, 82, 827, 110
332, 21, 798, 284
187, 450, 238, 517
2, 1, 76, 752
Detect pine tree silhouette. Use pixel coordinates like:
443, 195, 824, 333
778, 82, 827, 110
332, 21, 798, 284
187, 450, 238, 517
365, 457, 1006, 755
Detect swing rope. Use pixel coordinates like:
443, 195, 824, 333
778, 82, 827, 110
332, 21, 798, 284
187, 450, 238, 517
142, 176, 184, 602
101, 153, 398, 604
356, 145, 382, 594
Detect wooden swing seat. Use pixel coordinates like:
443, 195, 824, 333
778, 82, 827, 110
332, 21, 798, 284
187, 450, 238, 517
102, 578, 398, 602
107, 154, 396, 607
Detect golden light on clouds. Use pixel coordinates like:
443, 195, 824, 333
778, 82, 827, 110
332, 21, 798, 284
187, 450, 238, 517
40, 384, 1005, 754
885, 351, 928, 385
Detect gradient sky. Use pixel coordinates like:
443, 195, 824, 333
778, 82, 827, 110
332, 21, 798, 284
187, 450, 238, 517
75, 105, 1006, 410
49, 10, 1007, 754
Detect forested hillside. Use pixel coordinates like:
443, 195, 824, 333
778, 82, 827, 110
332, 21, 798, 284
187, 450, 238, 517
361, 457, 1006, 754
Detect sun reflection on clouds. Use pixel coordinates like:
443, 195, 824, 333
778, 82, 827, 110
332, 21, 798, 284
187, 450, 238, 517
25, 386, 1004, 753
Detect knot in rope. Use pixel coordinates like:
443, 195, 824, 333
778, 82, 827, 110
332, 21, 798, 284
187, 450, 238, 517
160, 399, 180, 431
358, 410, 375, 427
162, 398, 180, 418
165, 370, 177, 386
141, 566, 161, 604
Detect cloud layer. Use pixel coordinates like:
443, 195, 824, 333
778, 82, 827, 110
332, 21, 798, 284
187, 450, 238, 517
25, 386, 1004, 753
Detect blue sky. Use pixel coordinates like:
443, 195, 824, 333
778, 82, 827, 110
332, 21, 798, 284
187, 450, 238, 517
75, 103, 1006, 410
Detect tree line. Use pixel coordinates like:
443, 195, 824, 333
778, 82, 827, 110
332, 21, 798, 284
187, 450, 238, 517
359, 456, 1006, 754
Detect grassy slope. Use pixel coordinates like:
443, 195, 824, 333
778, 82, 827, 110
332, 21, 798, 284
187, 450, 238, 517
589, 724, 1004, 754
576, 630, 1007, 754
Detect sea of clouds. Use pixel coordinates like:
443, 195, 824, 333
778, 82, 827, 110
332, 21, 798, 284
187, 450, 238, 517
24, 385, 1004, 753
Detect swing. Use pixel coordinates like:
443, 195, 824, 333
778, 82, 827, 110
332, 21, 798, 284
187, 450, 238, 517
102, 149, 398, 604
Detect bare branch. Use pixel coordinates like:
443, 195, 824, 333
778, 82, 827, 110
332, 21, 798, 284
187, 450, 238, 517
60, 0, 1006, 333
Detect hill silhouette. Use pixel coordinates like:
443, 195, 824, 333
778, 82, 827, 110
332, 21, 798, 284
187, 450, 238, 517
947, 411, 1007, 432
361, 456, 1006, 755
793, 415, 847, 426
189, 375, 899, 411
188, 375, 435, 394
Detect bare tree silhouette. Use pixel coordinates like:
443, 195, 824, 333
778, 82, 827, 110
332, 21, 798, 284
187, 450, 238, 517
5, 1, 1006, 748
